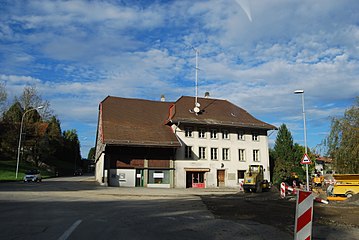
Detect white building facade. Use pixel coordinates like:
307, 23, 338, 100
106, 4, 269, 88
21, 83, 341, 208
173, 125, 271, 188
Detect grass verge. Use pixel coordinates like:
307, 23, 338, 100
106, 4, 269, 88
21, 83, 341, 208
0, 160, 53, 181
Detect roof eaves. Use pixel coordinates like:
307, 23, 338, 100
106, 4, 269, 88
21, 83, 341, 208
104, 139, 181, 148
171, 118, 277, 130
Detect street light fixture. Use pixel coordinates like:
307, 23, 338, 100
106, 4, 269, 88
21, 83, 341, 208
294, 90, 309, 191
15, 106, 44, 179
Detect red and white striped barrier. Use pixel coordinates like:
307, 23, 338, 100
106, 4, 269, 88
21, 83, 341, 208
239, 180, 244, 192
280, 182, 298, 198
294, 190, 313, 240
280, 182, 286, 198
314, 197, 329, 204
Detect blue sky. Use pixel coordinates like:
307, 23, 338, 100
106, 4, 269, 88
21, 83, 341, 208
1, 0, 358, 157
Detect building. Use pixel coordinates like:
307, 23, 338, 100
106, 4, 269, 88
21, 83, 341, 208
95, 95, 276, 188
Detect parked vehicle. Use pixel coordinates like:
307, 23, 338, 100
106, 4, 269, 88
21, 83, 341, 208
243, 165, 270, 193
23, 169, 42, 183
73, 169, 83, 176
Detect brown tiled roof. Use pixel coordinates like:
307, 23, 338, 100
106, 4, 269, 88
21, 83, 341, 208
168, 96, 276, 130
99, 95, 276, 147
100, 96, 180, 147
316, 156, 333, 163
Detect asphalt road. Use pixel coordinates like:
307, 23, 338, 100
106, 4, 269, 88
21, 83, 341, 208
0, 176, 292, 240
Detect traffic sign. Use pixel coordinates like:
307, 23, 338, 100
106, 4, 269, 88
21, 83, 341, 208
301, 154, 312, 164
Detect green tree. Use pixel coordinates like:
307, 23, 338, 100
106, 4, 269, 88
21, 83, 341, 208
62, 129, 81, 171
2, 101, 22, 123
37, 116, 63, 165
326, 97, 359, 173
0, 102, 23, 160
0, 82, 7, 114
272, 124, 295, 185
87, 147, 95, 161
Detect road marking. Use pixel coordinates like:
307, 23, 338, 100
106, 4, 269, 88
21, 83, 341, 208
58, 219, 82, 240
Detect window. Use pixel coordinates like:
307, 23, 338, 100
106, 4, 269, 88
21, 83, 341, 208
211, 148, 218, 160
185, 146, 192, 159
238, 131, 245, 141
253, 149, 260, 162
199, 147, 206, 159
222, 148, 230, 160
238, 170, 246, 179
252, 133, 259, 141
239, 149, 246, 161
210, 129, 218, 139
222, 130, 229, 139
148, 170, 170, 184
199, 128, 206, 138
185, 127, 193, 137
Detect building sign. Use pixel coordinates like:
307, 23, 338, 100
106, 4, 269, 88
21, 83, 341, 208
119, 173, 126, 181
153, 172, 164, 178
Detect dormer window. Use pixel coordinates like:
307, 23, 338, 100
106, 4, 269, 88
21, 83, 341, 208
222, 130, 229, 139
199, 128, 206, 138
238, 131, 245, 141
252, 133, 259, 141
210, 129, 218, 139
185, 127, 193, 137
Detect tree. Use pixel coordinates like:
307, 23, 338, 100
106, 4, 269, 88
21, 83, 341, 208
0, 82, 7, 115
272, 124, 295, 185
37, 116, 63, 166
62, 129, 81, 171
19, 86, 53, 121
0, 102, 23, 160
87, 147, 95, 161
326, 97, 359, 173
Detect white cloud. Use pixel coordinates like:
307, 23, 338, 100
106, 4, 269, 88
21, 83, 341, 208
1, 0, 358, 155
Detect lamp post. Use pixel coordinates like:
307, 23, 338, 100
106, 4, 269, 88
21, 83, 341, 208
294, 90, 309, 191
15, 106, 44, 179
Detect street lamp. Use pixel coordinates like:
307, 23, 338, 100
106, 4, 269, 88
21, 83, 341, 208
294, 90, 309, 191
15, 106, 44, 179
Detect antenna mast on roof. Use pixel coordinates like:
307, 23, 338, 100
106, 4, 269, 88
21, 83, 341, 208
192, 46, 200, 114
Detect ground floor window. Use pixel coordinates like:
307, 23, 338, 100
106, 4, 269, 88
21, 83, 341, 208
148, 169, 170, 184
238, 170, 246, 179
186, 172, 205, 188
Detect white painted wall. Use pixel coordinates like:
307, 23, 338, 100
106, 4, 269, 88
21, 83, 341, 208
109, 169, 136, 187
173, 125, 271, 188
95, 153, 105, 184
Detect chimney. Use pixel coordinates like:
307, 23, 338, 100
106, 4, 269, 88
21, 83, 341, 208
204, 92, 210, 98
160, 94, 165, 102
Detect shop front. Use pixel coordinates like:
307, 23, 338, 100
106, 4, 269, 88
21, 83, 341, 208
185, 168, 210, 188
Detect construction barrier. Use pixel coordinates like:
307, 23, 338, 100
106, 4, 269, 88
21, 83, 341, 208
238, 180, 244, 192
280, 182, 286, 198
280, 182, 298, 198
314, 197, 329, 204
294, 190, 313, 240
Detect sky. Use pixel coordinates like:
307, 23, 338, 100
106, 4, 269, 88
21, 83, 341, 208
1, 0, 358, 158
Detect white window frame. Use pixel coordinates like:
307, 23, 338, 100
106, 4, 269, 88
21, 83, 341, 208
222, 148, 230, 160
211, 148, 218, 160
222, 130, 229, 140
239, 149, 246, 162
185, 146, 192, 159
198, 128, 206, 138
210, 129, 218, 139
185, 127, 193, 137
238, 131, 245, 141
252, 133, 259, 141
253, 149, 260, 162
199, 147, 206, 160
